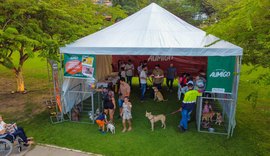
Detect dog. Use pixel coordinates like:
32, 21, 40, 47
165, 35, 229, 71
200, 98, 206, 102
145, 111, 166, 131
88, 111, 98, 121
215, 112, 223, 125
201, 111, 215, 122
152, 87, 167, 102
106, 122, 115, 134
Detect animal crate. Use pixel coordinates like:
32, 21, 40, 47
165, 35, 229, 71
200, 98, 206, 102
196, 93, 235, 137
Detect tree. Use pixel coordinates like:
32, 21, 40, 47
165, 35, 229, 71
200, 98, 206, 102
205, 0, 270, 68
0, 0, 126, 92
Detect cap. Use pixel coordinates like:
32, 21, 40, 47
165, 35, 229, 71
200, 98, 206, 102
187, 81, 194, 86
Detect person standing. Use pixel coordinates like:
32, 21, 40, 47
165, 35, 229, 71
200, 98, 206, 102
118, 77, 131, 118
121, 97, 132, 132
137, 61, 143, 87
125, 59, 134, 88
166, 63, 177, 92
178, 73, 188, 100
178, 81, 200, 132
140, 65, 147, 102
98, 85, 116, 123
151, 64, 164, 90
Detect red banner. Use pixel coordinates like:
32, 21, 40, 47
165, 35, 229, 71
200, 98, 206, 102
112, 55, 207, 76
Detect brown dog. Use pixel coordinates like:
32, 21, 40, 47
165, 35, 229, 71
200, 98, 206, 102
145, 111, 166, 131
215, 112, 223, 125
152, 87, 167, 102
201, 111, 215, 122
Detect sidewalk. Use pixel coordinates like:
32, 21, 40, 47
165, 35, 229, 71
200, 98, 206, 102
11, 144, 101, 156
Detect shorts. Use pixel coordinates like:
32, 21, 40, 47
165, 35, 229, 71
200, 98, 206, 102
118, 99, 124, 108
96, 120, 105, 127
104, 102, 114, 109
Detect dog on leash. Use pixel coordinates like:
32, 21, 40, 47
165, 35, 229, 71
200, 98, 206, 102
152, 87, 168, 102
145, 111, 166, 131
106, 122, 115, 134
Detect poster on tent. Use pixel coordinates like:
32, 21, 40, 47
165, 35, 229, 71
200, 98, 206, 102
206, 56, 235, 93
64, 54, 96, 79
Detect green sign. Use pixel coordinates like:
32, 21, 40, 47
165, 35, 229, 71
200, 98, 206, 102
64, 54, 96, 79
206, 56, 235, 93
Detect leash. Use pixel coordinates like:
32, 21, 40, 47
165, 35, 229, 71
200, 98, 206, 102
165, 109, 181, 116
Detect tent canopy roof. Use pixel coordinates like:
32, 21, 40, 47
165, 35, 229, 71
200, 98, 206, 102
60, 3, 242, 56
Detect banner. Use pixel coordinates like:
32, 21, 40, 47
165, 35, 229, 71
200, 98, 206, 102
112, 55, 207, 76
64, 54, 96, 79
206, 56, 235, 93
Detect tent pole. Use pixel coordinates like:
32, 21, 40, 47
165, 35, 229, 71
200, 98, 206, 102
230, 56, 242, 136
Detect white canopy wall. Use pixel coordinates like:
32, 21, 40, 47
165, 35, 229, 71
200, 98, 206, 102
59, 3, 243, 134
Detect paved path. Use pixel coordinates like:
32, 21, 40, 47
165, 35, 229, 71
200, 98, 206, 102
11, 144, 100, 156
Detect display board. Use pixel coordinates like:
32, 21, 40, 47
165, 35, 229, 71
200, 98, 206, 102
206, 56, 235, 93
64, 54, 96, 79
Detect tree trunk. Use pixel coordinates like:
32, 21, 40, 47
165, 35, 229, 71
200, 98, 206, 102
15, 68, 25, 92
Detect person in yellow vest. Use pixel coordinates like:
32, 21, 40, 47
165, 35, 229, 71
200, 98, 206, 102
178, 81, 200, 132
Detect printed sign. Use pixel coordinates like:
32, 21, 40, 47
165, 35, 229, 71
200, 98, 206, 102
206, 56, 235, 93
64, 54, 96, 79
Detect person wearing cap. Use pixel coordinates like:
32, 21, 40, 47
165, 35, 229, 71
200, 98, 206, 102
178, 81, 200, 132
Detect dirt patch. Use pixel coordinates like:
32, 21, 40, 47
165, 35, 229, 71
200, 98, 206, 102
0, 77, 51, 121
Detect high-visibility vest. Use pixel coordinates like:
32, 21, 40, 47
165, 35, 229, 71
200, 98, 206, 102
182, 89, 200, 104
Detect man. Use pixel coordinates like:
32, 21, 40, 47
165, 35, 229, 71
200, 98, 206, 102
118, 77, 131, 118
166, 63, 177, 92
137, 61, 143, 87
178, 81, 200, 132
151, 64, 164, 90
125, 59, 134, 88
140, 65, 147, 102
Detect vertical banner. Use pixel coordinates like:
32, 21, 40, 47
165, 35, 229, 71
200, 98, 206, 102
64, 54, 96, 79
206, 56, 235, 93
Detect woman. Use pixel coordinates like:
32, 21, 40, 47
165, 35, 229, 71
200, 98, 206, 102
99, 85, 116, 123
0, 115, 33, 146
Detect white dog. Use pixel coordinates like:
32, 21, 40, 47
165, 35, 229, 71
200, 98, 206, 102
106, 122, 115, 134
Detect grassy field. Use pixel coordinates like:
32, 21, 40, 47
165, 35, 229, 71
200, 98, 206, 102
0, 56, 269, 156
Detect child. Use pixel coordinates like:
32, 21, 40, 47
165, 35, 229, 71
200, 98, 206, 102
95, 112, 108, 134
120, 67, 126, 79
121, 97, 132, 132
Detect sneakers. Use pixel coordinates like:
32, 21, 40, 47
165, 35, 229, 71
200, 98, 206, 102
122, 128, 126, 133
127, 127, 132, 131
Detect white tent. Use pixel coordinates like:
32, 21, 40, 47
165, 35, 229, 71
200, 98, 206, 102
59, 3, 242, 136
60, 3, 242, 56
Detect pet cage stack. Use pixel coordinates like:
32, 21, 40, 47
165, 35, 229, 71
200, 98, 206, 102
196, 92, 235, 137
67, 81, 103, 124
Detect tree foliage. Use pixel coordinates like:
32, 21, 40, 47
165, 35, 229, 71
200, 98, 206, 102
205, 0, 270, 67
0, 0, 126, 92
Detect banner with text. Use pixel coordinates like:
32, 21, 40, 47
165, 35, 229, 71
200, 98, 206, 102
64, 54, 96, 79
206, 56, 235, 93
112, 55, 207, 76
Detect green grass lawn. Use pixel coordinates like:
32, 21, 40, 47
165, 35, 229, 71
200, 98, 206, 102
1, 56, 269, 156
